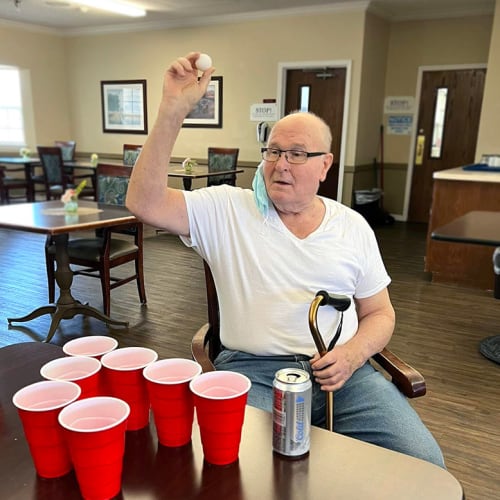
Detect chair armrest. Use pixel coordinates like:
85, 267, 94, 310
372, 348, 426, 398
191, 323, 216, 373
108, 222, 138, 230
1, 166, 25, 174
72, 172, 95, 180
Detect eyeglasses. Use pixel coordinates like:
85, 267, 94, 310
261, 148, 326, 165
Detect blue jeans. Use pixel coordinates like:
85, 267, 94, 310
214, 349, 445, 468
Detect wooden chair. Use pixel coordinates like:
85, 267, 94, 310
45, 163, 146, 316
31, 141, 76, 194
33, 146, 71, 200
123, 144, 142, 166
34, 146, 94, 201
0, 165, 29, 204
54, 140, 76, 161
207, 147, 239, 187
192, 260, 426, 399
54, 140, 91, 185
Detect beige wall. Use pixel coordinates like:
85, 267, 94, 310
66, 10, 366, 166
383, 15, 492, 164
477, 0, 500, 158
376, 14, 493, 215
0, 4, 497, 212
0, 24, 71, 150
356, 12, 390, 165
340, 12, 389, 205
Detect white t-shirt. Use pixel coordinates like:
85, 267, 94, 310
181, 185, 390, 357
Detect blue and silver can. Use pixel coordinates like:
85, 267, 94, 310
272, 368, 312, 458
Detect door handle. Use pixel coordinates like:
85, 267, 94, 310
415, 130, 425, 165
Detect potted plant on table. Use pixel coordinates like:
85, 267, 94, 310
182, 157, 197, 173
61, 180, 87, 213
19, 147, 31, 159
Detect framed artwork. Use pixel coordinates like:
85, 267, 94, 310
183, 76, 223, 128
101, 79, 148, 134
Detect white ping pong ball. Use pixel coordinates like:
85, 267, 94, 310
196, 53, 212, 71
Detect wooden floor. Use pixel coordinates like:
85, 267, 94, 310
0, 222, 499, 499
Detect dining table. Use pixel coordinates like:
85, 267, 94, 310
431, 210, 500, 247
0, 341, 464, 500
168, 165, 244, 191
0, 156, 42, 201
1, 157, 243, 203
0, 157, 98, 201
63, 160, 96, 172
69, 160, 244, 191
0, 200, 133, 342
431, 210, 500, 363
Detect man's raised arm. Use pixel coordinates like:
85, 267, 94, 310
126, 52, 214, 235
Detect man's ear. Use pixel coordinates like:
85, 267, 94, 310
320, 153, 334, 182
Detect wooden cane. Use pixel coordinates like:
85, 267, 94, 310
308, 295, 334, 432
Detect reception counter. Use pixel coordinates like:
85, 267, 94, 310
425, 167, 500, 290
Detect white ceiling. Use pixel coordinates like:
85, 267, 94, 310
0, 0, 495, 35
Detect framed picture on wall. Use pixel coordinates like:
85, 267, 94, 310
183, 76, 223, 128
101, 79, 148, 134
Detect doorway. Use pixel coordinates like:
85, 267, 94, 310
405, 66, 486, 223
278, 61, 351, 201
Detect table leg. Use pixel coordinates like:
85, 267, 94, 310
24, 163, 35, 202
182, 178, 193, 191
8, 305, 57, 323
7, 233, 128, 342
43, 303, 129, 343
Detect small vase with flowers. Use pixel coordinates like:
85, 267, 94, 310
61, 180, 87, 213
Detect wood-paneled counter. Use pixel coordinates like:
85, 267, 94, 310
425, 167, 500, 290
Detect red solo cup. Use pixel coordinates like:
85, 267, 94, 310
101, 347, 158, 431
12, 380, 81, 478
143, 359, 202, 447
58, 396, 130, 500
63, 337, 118, 396
40, 356, 102, 399
63, 335, 118, 359
189, 371, 251, 466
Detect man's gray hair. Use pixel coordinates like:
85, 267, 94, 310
287, 110, 332, 150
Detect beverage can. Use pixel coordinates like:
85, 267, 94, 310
272, 368, 312, 458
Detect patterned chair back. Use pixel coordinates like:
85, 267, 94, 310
54, 140, 76, 162
95, 164, 135, 237
37, 146, 66, 184
207, 147, 239, 187
96, 163, 132, 206
123, 144, 142, 166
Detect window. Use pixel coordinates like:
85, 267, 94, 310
0, 67, 25, 146
430, 87, 448, 159
299, 85, 311, 112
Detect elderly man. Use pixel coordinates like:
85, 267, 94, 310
126, 52, 444, 467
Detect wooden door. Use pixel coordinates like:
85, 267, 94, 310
408, 68, 486, 223
284, 68, 346, 200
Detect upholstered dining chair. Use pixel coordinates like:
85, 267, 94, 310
123, 144, 143, 166
192, 260, 427, 402
0, 165, 29, 204
54, 140, 76, 162
207, 147, 239, 187
34, 146, 95, 201
45, 163, 146, 316
34, 146, 73, 200
54, 141, 76, 183
54, 141, 95, 188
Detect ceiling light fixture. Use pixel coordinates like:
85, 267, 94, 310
72, 0, 146, 18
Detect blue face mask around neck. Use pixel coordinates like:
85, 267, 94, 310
252, 161, 269, 218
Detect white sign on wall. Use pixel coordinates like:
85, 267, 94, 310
387, 115, 413, 135
250, 103, 278, 122
384, 96, 415, 114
